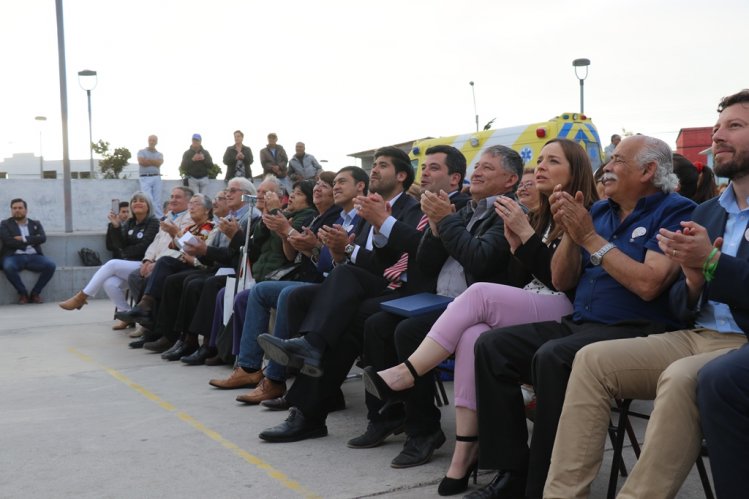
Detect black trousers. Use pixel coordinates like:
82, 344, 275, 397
153, 268, 203, 341
188, 274, 228, 336
474, 317, 665, 499
297, 264, 390, 350
144, 256, 192, 300
362, 310, 443, 437
283, 264, 402, 422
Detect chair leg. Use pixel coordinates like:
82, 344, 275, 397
433, 371, 449, 407
607, 399, 632, 499
696, 445, 715, 499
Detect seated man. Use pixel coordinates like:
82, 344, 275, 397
256, 146, 423, 442
356, 144, 526, 470
545, 90, 749, 499
0, 198, 56, 304
208, 167, 367, 401
468, 135, 696, 499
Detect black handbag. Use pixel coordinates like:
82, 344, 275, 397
79, 248, 102, 266
264, 262, 302, 281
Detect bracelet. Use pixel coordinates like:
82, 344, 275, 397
702, 247, 719, 282
287, 228, 295, 238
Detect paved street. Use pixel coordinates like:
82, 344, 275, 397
0, 300, 712, 498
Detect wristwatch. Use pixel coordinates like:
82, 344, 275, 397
311, 245, 321, 263
590, 242, 615, 266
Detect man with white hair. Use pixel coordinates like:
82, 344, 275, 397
465, 135, 696, 499
545, 92, 749, 499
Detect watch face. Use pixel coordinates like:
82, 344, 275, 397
344, 244, 355, 255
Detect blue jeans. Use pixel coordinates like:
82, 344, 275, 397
237, 280, 311, 382
1, 254, 56, 296
138, 175, 163, 218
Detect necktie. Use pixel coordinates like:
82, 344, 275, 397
383, 214, 429, 289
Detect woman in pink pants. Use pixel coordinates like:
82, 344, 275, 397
364, 138, 599, 496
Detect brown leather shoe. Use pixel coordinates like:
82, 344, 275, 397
59, 291, 88, 310
18, 294, 29, 305
209, 367, 263, 389
236, 378, 287, 405
112, 320, 134, 330
143, 336, 174, 353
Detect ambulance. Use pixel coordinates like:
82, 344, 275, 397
410, 112, 604, 182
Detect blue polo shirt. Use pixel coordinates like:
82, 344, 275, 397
572, 191, 696, 328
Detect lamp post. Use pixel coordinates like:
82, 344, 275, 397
34, 116, 47, 178
572, 58, 590, 114
77, 69, 97, 176
469, 81, 478, 132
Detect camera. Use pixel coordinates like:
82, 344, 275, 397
241, 194, 258, 203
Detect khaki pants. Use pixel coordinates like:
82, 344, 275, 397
544, 329, 746, 499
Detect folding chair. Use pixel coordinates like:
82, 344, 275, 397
607, 399, 714, 499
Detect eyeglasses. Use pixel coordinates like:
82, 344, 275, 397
517, 181, 535, 190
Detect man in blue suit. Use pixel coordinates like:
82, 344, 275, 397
1, 198, 56, 303
545, 90, 749, 499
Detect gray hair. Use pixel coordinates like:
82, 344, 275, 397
635, 136, 678, 193
129, 191, 154, 218
481, 145, 524, 191
260, 175, 284, 195
228, 176, 257, 195
191, 193, 213, 213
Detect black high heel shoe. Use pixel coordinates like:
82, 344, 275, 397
437, 435, 479, 496
362, 359, 420, 414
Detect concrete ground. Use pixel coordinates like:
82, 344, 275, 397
1, 300, 713, 498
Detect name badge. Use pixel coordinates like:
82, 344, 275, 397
137, 232, 144, 239
128, 229, 134, 235
630, 226, 647, 242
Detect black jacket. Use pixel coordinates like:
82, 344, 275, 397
223, 145, 254, 181
1, 217, 48, 259
106, 215, 160, 261
417, 192, 530, 291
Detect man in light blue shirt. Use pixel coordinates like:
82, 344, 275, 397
137, 135, 164, 218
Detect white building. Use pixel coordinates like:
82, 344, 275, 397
0, 152, 139, 179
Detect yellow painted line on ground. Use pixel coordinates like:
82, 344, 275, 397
68, 347, 321, 499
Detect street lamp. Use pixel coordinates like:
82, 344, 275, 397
77, 69, 97, 176
572, 58, 590, 114
469, 81, 478, 132
34, 116, 47, 177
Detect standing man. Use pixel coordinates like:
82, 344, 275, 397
137, 135, 164, 218
288, 142, 323, 182
223, 130, 254, 182
0, 199, 57, 304
180, 133, 213, 193
467, 135, 695, 499
604, 133, 622, 163
259, 133, 289, 190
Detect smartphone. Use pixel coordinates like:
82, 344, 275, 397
111, 199, 120, 213
242, 194, 258, 203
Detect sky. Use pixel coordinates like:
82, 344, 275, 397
1, 0, 748, 179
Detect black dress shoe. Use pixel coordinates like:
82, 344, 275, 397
260, 396, 290, 411
129, 333, 159, 349
390, 428, 446, 468
161, 340, 198, 361
144, 336, 174, 353
347, 418, 406, 449
257, 335, 323, 377
463, 470, 527, 499
258, 407, 328, 443
181, 345, 215, 365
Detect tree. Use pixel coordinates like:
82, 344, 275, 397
92, 139, 131, 179
178, 162, 222, 179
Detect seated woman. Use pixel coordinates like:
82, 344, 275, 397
516, 166, 541, 212
363, 138, 598, 496
59, 192, 159, 329
115, 193, 216, 329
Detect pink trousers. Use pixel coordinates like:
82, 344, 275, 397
427, 283, 573, 410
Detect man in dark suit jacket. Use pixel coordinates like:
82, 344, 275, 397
545, 91, 749, 499
0, 198, 56, 304
354, 144, 527, 468
256, 146, 424, 442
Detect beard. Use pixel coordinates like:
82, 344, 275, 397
714, 148, 749, 180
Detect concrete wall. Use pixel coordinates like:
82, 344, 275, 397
0, 178, 227, 232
